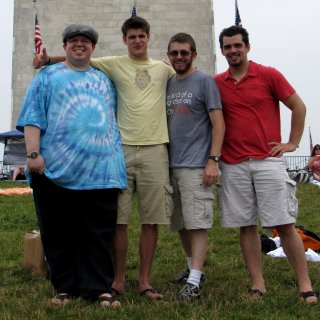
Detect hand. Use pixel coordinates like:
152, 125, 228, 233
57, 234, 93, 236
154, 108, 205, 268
33, 47, 49, 69
268, 141, 298, 157
203, 162, 220, 187
26, 156, 45, 174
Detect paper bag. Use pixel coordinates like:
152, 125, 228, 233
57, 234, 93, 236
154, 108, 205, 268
23, 231, 47, 276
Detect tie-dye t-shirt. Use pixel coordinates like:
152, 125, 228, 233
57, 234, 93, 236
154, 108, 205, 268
16, 63, 127, 190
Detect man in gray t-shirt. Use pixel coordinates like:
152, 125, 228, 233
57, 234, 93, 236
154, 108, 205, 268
166, 33, 225, 302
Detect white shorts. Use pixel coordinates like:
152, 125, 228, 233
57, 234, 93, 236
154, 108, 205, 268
218, 157, 298, 228
170, 168, 214, 232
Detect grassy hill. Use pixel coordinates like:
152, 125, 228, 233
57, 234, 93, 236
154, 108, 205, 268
0, 181, 319, 319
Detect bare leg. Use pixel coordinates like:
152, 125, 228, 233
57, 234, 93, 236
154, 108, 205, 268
139, 224, 163, 299
190, 229, 208, 272
276, 224, 317, 303
111, 224, 128, 293
240, 225, 266, 293
179, 228, 191, 257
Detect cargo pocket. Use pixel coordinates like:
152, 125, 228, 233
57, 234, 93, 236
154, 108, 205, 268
286, 179, 298, 218
165, 184, 174, 218
194, 191, 214, 219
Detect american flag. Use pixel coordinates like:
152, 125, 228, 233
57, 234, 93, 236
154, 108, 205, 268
309, 127, 313, 155
131, 3, 137, 17
34, 14, 42, 54
235, 0, 242, 27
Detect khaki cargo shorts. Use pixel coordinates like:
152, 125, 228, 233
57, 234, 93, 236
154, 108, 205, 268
170, 168, 214, 232
117, 144, 173, 225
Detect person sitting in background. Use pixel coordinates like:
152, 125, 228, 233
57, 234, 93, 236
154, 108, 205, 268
12, 166, 26, 181
308, 144, 320, 181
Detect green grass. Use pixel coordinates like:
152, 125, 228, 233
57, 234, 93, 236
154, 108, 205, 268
0, 181, 320, 319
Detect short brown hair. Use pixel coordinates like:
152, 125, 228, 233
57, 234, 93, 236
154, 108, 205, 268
167, 33, 196, 52
121, 16, 150, 37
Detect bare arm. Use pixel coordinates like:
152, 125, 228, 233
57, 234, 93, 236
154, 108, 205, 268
308, 155, 320, 168
203, 109, 225, 187
33, 47, 66, 69
24, 125, 45, 174
269, 92, 306, 156
313, 172, 320, 181
308, 156, 315, 168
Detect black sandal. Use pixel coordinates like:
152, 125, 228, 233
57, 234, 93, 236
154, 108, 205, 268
300, 291, 319, 303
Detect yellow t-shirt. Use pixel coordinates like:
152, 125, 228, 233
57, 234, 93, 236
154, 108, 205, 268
91, 56, 175, 145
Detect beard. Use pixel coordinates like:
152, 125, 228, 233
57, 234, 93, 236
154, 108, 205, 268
226, 54, 244, 67
173, 60, 193, 74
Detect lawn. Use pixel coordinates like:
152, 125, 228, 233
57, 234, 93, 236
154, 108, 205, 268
0, 181, 320, 320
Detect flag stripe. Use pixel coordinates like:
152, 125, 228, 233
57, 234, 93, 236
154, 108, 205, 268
34, 14, 42, 54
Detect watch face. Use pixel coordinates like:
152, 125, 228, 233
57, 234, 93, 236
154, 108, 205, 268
28, 152, 39, 159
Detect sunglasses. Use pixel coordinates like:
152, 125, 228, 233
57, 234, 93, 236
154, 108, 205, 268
167, 50, 193, 57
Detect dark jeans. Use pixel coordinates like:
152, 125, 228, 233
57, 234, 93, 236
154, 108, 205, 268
31, 173, 118, 301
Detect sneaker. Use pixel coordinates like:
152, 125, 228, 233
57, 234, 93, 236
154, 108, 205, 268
168, 268, 190, 285
178, 282, 201, 302
168, 268, 205, 285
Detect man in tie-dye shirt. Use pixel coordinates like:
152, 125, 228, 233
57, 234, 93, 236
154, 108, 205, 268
16, 24, 127, 308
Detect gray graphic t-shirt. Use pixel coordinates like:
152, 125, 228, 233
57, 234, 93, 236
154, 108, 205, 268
166, 70, 222, 168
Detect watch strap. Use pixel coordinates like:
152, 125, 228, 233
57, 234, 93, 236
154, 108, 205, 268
208, 155, 220, 162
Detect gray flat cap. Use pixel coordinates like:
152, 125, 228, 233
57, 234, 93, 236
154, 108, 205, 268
62, 24, 99, 44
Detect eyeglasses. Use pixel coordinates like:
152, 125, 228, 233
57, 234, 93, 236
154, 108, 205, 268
167, 50, 193, 57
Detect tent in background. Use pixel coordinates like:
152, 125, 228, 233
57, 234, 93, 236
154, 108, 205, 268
0, 130, 26, 165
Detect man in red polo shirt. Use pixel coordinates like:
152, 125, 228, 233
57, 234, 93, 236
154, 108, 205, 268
214, 25, 318, 303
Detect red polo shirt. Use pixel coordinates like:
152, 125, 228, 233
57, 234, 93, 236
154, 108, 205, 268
214, 61, 295, 164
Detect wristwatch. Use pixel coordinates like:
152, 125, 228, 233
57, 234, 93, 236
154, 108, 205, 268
208, 155, 220, 162
27, 151, 40, 159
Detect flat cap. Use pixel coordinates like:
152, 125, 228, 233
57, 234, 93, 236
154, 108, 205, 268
62, 24, 99, 44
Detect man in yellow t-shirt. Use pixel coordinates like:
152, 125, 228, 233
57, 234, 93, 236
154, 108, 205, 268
33, 16, 175, 300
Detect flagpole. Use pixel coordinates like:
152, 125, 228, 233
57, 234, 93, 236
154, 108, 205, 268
309, 127, 313, 155
33, 0, 37, 77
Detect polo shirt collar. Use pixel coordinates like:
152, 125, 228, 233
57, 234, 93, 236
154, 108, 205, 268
223, 60, 257, 81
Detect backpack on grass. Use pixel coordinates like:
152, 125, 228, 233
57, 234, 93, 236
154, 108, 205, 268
272, 226, 320, 253
291, 170, 310, 183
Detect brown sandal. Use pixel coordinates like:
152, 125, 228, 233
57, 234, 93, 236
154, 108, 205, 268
50, 293, 71, 306
140, 287, 164, 300
99, 293, 121, 308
